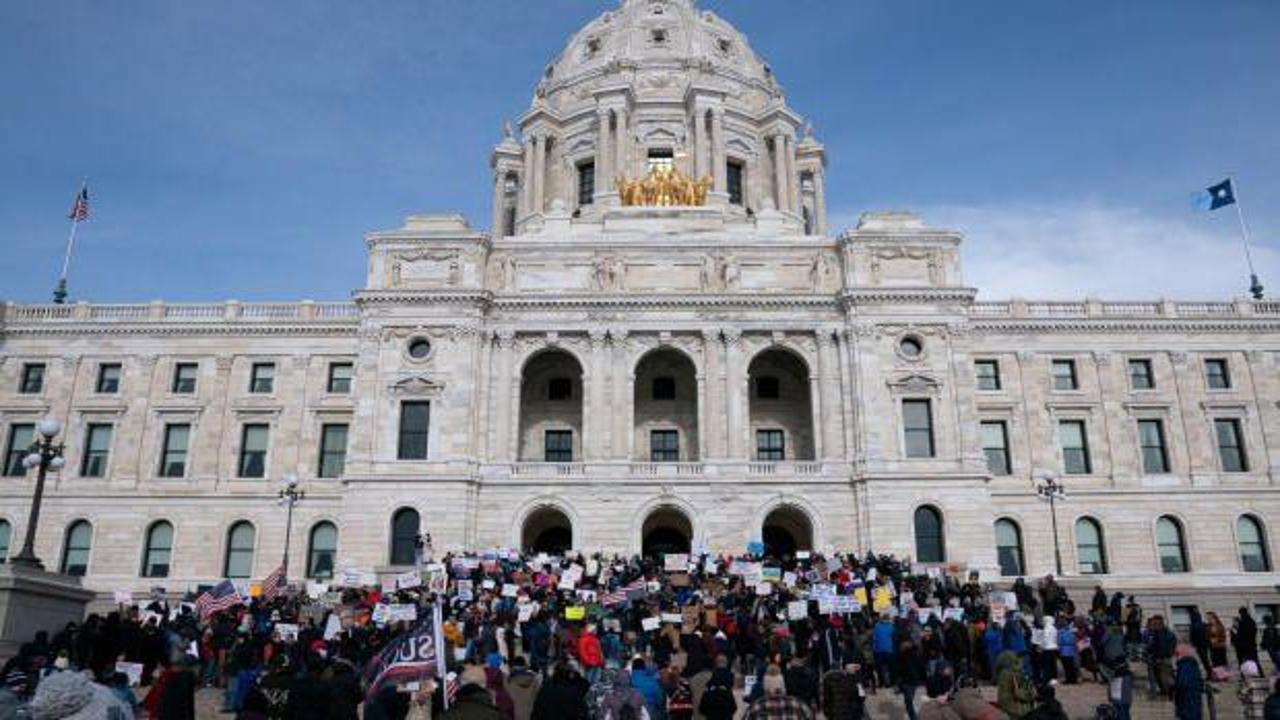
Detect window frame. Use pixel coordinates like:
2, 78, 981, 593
651, 376, 676, 400
994, 518, 1025, 576
1204, 358, 1231, 390
317, 423, 349, 479
141, 520, 174, 578
543, 429, 574, 463
237, 423, 269, 478
981, 420, 1011, 476
902, 398, 935, 459
1075, 516, 1108, 574
1127, 358, 1155, 391
1214, 418, 1248, 472
913, 505, 945, 564
726, 159, 744, 205
1155, 515, 1190, 574
249, 362, 275, 394
326, 362, 354, 394
19, 363, 45, 394
755, 428, 785, 461
307, 521, 338, 579
577, 160, 595, 206
171, 362, 198, 394
60, 520, 92, 577
397, 401, 431, 460
649, 429, 679, 462
1237, 514, 1271, 573
158, 423, 191, 478
4, 423, 35, 477
1051, 359, 1078, 391
974, 360, 1002, 391
389, 508, 420, 567
0, 519, 10, 561
1058, 419, 1092, 475
547, 377, 574, 402
1137, 418, 1170, 474
223, 521, 256, 579
80, 423, 114, 478
755, 376, 780, 400
96, 363, 122, 394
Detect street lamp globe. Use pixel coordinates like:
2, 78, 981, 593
37, 417, 62, 438
23, 453, 42, 469
283, 473, 299, 490
49, 456, 66, 470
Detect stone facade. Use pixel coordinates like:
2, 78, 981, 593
2, 0, 1279, 620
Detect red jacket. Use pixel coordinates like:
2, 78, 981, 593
578, 631, 604, 668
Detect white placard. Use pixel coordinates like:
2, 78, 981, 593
113, 591, 132, 605
381, 577, 398, 595
324, 614, 342, 640
796, 551, 811, 560
783, 572, 797, 587
396, 570, 421, 591
388, 604, 418, 623
372, 604, 391, 625
502, 583, 519, 598
275, 623, 300, 642
788, 601, 808, 620
115, 661, 144, 687
641, 616, 661, 632
518, 604, 535, 623
755, 582, 772, 596
664, 553, 689, 572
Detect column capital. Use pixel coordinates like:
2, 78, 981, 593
588, 327, 609, 347
495, 329, 516, 348
721, 327, 743, 347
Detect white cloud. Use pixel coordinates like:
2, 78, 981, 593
831, 203, 1277, 301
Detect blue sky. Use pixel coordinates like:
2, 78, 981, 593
1, 0, 1276, 302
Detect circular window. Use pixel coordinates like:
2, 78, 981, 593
407, 338, 432, 360
899, 336, 923, 359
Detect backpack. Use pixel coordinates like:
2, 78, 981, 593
667, 678, 694, 716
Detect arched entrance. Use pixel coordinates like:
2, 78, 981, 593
633, 348, 699, 461
521, 506, 573, 554
641, 506, 692, 557
518, 349, 584, 462
747, 348, 815, 460
762, 505, 814, 558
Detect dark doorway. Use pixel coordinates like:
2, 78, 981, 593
641, 506, 693, 557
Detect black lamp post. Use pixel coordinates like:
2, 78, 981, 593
11, 417, 66, 570
277, 474, 304, 582
1034, 472, 1067, 576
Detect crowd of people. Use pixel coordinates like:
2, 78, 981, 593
2, 547, 1280, 720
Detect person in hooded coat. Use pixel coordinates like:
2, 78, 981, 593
1173, 645, 1205, 720
531, 663, 588, 720
697, 663, 737, 720
504, 657, 540, 720
600, 668, 648, 720
1236, 608, 1261, 670
995, 650, 1033, 719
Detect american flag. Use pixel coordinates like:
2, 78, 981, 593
260, 564, 286, 601
444, 672, 459, 706
601, 577, 647, 607
67, 186, 89, 222
195, 580, 241, 620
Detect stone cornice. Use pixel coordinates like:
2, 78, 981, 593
492, 292, 838, 310
1, 322, 358, 337
969, 319, 1280, 335
352, 290, 493, 308
839, 288, 978, 306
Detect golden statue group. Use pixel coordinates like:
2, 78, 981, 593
616, 166, 712, 207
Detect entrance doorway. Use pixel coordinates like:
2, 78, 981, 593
521, 506, 573, 554
762, 505, 813, 558
641, 506, 693, 556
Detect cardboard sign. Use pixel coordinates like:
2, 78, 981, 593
113, 591, 132, 605
275, 623, 300, 642
872, 587, 892, 612
456, 580, 474, 602
835, 596, 861, 614
518, 604, 535, 623
761, 567, 782, 584
755, 582, 772, 596
944, 607, 964, 622
502, 583, 519, 598
661, 613, 684, 624
788, 601, 809, 620
853, 587, 869, 606
641, 616, 660, 632
115, 661, 144, 687
664, 554, 689, 572
388, 604, 418, 623
565, 606, 586, 621
427, 570, 447, 594
381, 577, 398, 595
323, 614, 342, 640
396, 570, 421, 591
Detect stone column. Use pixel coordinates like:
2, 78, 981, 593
722, 329, 745, 458
701, 328, 721, 458
595, 110, 610, 201
588, 329, 608, 459
692, 108, 706, 179
771, 134, 788, 212
520, 140, 534, 216
610, 329, 629, 459
491, 170, 506, 238
711, 108, 727, 193
814, 169, 827, 236
532, 133, 546, 215
808, 368, 824, 461
785, 134, 801, 216
614, 110, 628, 180
494, 331, 515, 462
816, 330, 841, 459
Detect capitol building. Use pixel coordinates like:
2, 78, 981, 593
2, 0, 1278, 617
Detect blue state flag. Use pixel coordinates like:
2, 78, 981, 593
1192, 178, 1235, 211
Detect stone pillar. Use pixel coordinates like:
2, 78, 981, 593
711, 109, 727, 192
723, 329, 745, 458
614, 110, 628, 180
771, 134, 788, 212
701, 328, 721, 458
785, 134, 800, 216
816, 330, 841, 459
491, 170, 506, 238
808, 369, 824, 461
494, 332, 515, 462
814, 169, 827, 236
610, 329, 629, 459
595, 110, 610, 202
692, 108, 707, 179
588, 329, 608, 459
520, 140, 534, 216
532, 133, 546, 214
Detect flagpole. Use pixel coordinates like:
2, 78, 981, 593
433, 596, 450, 711
53, 177, 87, 305
1228, 173, 1264, 300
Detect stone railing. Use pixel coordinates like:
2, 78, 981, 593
2, 300, 360, 324
501, 461, 837, 479
969, 299, 1276, 319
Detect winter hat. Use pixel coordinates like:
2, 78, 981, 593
28, 671, 130, 720
460, 664, 488, 688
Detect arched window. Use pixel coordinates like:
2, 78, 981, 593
0, 519, 10, 561
307, 522, 338, 579
994, 518, 1025, 576
1075, 517, 1107, 574
1238, 515, 1271, 572
1156, 515, 1189, 573
141, 521, 173, 578
223, 521, 255, 579
390, 508, 420, 566
913, 506, 944, 563
60, 520, 92, 576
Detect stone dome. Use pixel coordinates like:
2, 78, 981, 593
533, 0, 782, 113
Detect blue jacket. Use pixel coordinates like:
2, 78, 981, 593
1057, 627, 1077, 658
873, 620, 896, 654
630, 666, 664, 716
983, 626, 1004, 661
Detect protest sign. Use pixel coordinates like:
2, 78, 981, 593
396, 570, 421, 591
324, 614, 342, 640
518, 604, 535, 622
661, 613, 684, 624
115, 662, 144, 687
275, 623, 300, 642
502, 583, 519, 598
788, 601, 808, 620
456, 580, 473, 602
761, 567, 782, 584
664, 553, 688, 572
381, 577, 398, 595
783, 572, 797, 587
641, 616, 660, 632
565, 606, 586, 621
755, 582, 772, 596
113, 591, 132, 605
872, 587, 892, 612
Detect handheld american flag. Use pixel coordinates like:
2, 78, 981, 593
195, 580, 241, 620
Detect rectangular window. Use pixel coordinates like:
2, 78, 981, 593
1215, 418, 1248, 472
544, 430, 573, 462
19, 363, 45, 394
902, 399, 935, 458
1204, 358, 1231, 389
1059, 420, 1092, 474
318, 423, 349, 478
981, 421, 1011, 475
1138, 419, 1170, 474
172, 363, 198, 394
756, 429, 785, 461
397, 401, 430, 460
647, 148, 674, 173
650, 430, 679, 462
727, 160, 744, 206
652, 376, 676, 400
4, 424, 35, 477
96, 363, 122, 393
249, 363, 275, 393
1128, 359, 1154, 390
975, 360, 1001, 391
81, 423, 113, 477
1051, 359, 1077, 391
238, 424, 269, 478
327, 362, 354, 394
755, 376, 780, 400
548, 377, 573, 401
158, 424, 190, 478
577, 161, 595, 206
